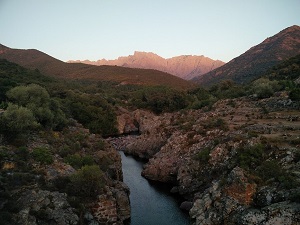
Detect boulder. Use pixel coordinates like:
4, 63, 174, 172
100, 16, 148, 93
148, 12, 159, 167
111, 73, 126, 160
15, 190, 79, 225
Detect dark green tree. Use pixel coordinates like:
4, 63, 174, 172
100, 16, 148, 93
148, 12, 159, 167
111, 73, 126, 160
69, 165, 105, 197
6, 84, 66, 129
0, 103, 39, 139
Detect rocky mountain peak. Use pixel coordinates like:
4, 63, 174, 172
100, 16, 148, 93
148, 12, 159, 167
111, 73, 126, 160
68, 52, 224, 80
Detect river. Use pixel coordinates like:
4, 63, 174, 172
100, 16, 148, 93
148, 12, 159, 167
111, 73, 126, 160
119, 151, 190, 225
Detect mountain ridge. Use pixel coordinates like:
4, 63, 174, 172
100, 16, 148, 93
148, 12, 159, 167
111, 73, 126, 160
68, 51, 225, 80
0, 44, 193, 89
192, 25, 300, 86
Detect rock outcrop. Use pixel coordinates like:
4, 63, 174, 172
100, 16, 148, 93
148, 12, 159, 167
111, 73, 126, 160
92, 183, 130, 225
15, 190, 79, 225
110, 95, 300, 225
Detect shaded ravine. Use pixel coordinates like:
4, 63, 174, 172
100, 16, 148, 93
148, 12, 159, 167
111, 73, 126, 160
119, 151, 190, 225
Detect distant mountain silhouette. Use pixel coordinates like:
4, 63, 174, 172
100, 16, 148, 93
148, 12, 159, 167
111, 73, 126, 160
192, 25, 300, 86
68, 52, 224, 80
0, 44, 193, 89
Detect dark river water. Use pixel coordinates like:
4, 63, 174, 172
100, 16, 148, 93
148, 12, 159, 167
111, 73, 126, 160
119, 151, 190, 225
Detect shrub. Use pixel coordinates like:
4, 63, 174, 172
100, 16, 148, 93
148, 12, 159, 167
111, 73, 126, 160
0, 104, 40, 141
193, 147, 210, 163
289, 88, 300, 101
96, 139, 105, 150
6, 84, 67, 130
64, 91, 118, 136
257, 160, 299, 189
32, 147, 53, 165
64, 154, 94, 169
251, 78, 279, 99
237, 144, 264, 170
16, 146, 29, 160
203, 118, 229, 131
68, 165, 105, 197
256, 160, 282, 180
97, 154, 113, 171
132, 86, 189, 114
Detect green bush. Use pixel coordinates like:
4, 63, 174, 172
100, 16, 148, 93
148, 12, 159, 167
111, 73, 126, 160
97, 154, 113, 171
32, 147, 53, 165
131, 86, 189, 114
16, 146, 29, 160
64, 154, 94, 169
237, 144, 264, 170
193, 147, 211, 163
289, 88, 300, 101
203, 118, 229, 131
257, 160, 299, 189
256, 160, 282, 180
63, 91, 118, 136
251, 78, 279, 99
96, 139, 105, 150
0, 103, 39, 140
208, 80, 246, 99
6, 84, 67, 130
68, 165, 105, 197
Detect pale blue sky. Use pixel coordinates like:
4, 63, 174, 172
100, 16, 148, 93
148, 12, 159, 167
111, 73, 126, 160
0, 0, 299, 62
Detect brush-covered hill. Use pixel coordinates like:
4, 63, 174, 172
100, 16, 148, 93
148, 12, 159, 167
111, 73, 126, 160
69, 51, 225, 80
193, 25, 300, 86
0, 44, 193, 89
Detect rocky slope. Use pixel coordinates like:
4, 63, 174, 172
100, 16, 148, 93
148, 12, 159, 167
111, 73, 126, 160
193, 25, 300, 85
69, 51, 225, 80
110, 93, 300, 224
0, 121, 130, 225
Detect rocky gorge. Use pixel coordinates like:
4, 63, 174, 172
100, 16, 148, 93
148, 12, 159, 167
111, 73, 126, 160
109, 93, 300, 225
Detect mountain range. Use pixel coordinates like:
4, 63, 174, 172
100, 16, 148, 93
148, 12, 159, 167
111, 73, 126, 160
1, 25, 299, 88
0, 44, 193, 89
68, 52, 225, 80
193, 25, 300, 85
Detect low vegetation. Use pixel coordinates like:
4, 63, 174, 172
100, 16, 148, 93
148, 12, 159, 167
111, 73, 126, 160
0, 53, 299, 224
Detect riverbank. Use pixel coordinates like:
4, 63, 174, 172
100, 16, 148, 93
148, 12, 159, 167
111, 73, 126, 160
119, 151, 190, 225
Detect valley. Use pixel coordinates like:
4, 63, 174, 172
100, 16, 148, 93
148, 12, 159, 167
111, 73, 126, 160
0, 25, 300, 225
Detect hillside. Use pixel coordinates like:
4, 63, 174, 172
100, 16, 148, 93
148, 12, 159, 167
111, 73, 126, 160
193, 25, 300, 86
264, 53, 300, 83
69, 51, 225, 80
0, 44, 193, 89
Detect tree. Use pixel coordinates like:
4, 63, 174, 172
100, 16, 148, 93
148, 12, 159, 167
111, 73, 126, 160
6, 84, 66, 129
0, 103, 39, 139
251, 78, 279, 99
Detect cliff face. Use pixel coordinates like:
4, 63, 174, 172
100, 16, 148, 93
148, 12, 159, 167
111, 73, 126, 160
110, 94, 300, 224
193, 25, 300, 85
69, 51, 225, 80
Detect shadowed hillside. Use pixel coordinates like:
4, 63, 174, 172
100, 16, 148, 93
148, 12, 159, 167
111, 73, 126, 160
0, 44, 193, 89
193, 25, 300, 86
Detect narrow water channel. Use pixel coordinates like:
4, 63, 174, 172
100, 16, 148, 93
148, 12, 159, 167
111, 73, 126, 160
119, 151, 190, 225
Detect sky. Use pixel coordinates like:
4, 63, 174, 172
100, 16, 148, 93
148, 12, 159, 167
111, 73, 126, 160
0, 0, 299, 63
